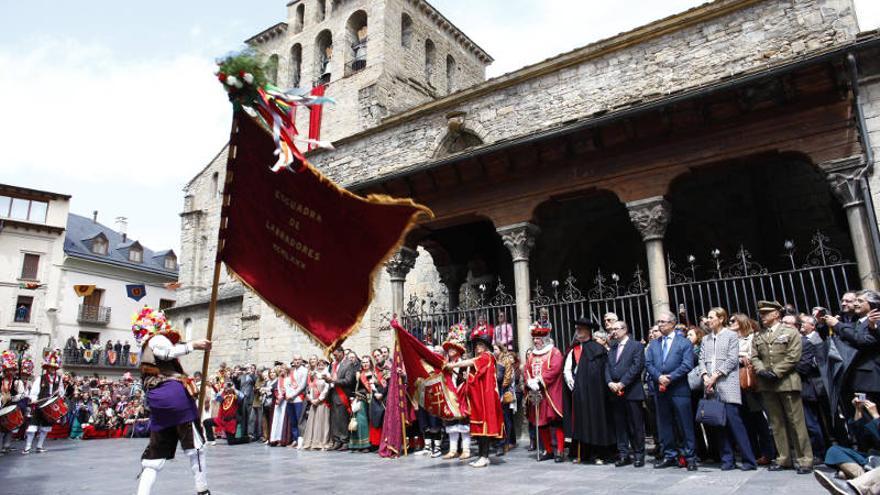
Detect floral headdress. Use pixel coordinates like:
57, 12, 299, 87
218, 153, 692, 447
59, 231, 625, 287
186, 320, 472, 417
1, 350, 17, 371
131, 306, 180, 345
43, 348, 62, 368
19, 356, 34, 375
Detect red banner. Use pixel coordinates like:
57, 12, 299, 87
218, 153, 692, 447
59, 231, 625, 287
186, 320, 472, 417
220, 116, 431, 348
308, 85, 325, 151
392, 320, 465, 420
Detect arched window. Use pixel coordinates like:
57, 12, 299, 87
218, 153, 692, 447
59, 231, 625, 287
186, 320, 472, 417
184, 318, 193, 341
316, 0, 326, 22
401, 13, 413, 48
266, 54, 280, 85
315, 30, 333, 85
446, 54, 456, 94
345, 10, 368, 75
294, 3, 305, 33
425, 39, 435, 86
290, 44, 302, 87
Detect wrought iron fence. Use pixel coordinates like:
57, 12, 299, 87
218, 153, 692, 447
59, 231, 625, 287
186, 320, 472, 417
531, 269, 653, 350
667, 231, 857, 324
390, 277, 516, 347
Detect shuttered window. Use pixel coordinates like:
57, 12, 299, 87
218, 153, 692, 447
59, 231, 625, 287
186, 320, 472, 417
20, 253, 39, 280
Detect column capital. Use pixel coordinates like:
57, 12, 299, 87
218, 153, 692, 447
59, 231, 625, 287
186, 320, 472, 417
626, 196, 672, 242
384, 246, 418, 281
497, 222, 540, 263
827, 170, 865, 208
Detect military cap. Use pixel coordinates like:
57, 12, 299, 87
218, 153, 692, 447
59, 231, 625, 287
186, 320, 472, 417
756, 300, 783, 313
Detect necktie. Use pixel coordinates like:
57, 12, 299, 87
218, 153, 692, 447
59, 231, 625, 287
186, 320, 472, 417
662, 336, 670, 362
616, 342, 624, 363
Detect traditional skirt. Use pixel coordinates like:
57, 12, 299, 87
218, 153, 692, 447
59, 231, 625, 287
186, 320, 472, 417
146, 380, 198, 432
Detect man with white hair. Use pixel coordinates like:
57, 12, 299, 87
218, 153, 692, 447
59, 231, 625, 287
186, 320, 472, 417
525, 323, 565, 462
603, 313, 619, 332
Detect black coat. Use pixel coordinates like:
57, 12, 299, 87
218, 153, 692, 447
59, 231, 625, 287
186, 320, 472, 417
571, 340, 616, 446
605, 339, 645, 401
837, 319, 880, 394
797, 336, 821, 402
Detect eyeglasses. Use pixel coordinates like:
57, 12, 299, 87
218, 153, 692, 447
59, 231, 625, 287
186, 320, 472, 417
656, 319, 673, 324
604, 318, 615, 321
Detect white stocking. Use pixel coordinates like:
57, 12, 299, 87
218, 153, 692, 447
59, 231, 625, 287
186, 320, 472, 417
185, 448, 208, 493
448, 432, 460, 452
461, 432, 471, 452
137, 458, 165, 495
24, 431, 35, 451
1, 432, 10, 448
36, 429, 49, 449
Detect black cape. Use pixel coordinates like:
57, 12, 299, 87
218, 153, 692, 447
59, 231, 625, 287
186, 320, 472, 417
571, 340, 616, 446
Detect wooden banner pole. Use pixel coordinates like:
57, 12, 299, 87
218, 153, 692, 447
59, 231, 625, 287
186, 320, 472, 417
197, 259, 223, 415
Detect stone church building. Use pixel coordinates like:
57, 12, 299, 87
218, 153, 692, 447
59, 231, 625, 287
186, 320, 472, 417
168, 0, 880, 369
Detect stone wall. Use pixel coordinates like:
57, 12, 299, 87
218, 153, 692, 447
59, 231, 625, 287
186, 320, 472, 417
309, 0, 860, 186
250, 0, 490, 144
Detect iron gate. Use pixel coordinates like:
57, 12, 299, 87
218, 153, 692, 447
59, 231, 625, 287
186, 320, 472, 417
667, 231, 858, 325
530, 269, 653, 350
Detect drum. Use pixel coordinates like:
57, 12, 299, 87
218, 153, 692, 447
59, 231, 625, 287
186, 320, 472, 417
0, 404, 24, 432
37, 396, 68, 424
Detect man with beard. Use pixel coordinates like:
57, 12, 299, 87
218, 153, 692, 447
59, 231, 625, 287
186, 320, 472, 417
568, 317, 616, 463
525, 322, 565, 462
327, 345, 356, 450
562, 317, 593, 462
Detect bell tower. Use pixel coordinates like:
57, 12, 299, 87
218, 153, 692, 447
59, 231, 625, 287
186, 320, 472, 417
245, 0, 493, 143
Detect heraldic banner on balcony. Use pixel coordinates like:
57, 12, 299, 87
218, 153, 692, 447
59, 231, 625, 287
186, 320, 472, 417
219, 116, 431, 349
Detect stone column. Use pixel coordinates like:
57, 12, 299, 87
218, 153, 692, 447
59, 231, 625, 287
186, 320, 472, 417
498, 222, 540, 357
437, 264, 467, 310
384, 246, 419, 317
828, 171, 880, 290
627, 196, 672, 317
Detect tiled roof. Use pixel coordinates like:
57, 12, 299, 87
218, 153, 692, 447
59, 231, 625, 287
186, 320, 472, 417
64, 213, 178, 278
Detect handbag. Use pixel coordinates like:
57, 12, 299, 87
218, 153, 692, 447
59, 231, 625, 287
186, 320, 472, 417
739, 364, 757, 391
687, 366, 703, 391
695, 395, 727, 426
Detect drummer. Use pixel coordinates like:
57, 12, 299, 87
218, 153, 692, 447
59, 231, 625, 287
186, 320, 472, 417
1, 349, 26, 454
24, 349, 63, 454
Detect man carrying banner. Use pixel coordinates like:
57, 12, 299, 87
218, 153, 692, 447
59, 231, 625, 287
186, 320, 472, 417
441, 327, 470, 460
131, 307, 212, 495
525, 322, 566, 462
444, 333, 503, 468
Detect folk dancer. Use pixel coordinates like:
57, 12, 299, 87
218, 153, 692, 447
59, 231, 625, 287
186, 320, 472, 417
444, 333, 504, 468
132, 306, 212, 495
525, 318, 566, 462
1, 350, 26, 453
24, 349, 63, 454
442, 328, 471, 460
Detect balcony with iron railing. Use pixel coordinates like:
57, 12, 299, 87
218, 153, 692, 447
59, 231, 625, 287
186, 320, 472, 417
63, 347, 138, 369
78, 304, 111, 325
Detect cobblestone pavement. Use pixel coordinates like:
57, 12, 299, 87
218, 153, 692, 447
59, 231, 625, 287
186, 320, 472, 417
0, 438, 831, 495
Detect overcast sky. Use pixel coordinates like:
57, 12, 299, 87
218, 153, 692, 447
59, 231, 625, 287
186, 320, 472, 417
1, 0, 878, 255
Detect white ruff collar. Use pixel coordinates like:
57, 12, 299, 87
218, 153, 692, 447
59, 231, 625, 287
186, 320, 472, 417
532, 345, 554, 356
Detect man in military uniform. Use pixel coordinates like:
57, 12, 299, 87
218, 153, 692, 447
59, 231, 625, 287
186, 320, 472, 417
751, 300, 813, 474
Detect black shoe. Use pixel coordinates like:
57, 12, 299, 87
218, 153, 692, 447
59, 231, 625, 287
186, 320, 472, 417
615, 457, 633, 467
814, 470, 859, 495
654, 458, 677, 469
527, 445, 537, 452
495, 447, 505, 457
720, 464, 737, 471
554, 454, 564, 463
796, 466, 813, 475
633, 456, 645, 468
740, 464, 757, 471
687, 461, 698, 472
767, 463, 790, 471
538, 452, 554, 462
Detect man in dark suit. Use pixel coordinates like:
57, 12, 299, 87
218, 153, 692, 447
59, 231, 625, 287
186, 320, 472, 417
829, 290, 880, 408
605, 320, 646, 467
645, 310, 697, 471
238, 364, 257, 439
327, 346, 356, 450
